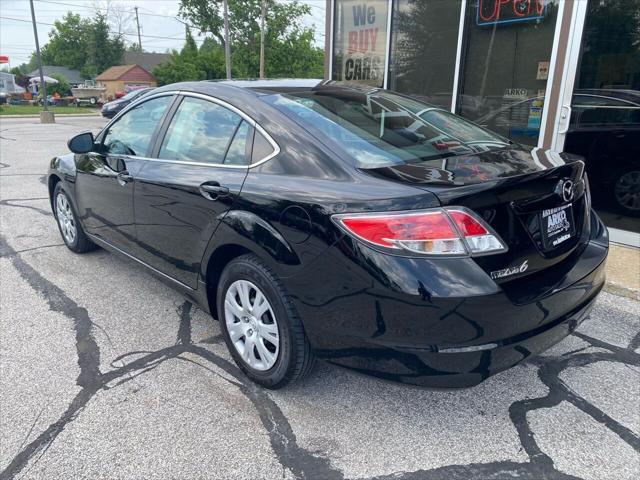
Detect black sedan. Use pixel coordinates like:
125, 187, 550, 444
101, 87, 154, 118
48, 80, 608, 389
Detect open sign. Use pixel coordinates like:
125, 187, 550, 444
476, 0, 548, 26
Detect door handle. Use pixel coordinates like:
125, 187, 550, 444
558, 105, 572, 135
199, 182, 230, 200
117, 171, 133, 186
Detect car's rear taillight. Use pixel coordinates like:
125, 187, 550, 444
333, 208, 507, 256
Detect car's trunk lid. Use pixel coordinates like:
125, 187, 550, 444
363, 146, 591, 293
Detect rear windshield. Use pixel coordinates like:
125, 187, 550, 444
262, 88, 510, 168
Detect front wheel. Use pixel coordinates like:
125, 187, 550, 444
217, 254, 315, 388
53, 183, 96, 253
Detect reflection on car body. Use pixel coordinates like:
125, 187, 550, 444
48, 80, 608, 389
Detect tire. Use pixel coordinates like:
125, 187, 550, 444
217, 254, 315, 389
90, 97, 97, 105
612, 167, 640, 217
53, 183, 97, 253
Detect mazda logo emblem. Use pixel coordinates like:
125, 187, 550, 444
561, 180, 574, 202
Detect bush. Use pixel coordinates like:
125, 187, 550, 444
46, 73, 71, 96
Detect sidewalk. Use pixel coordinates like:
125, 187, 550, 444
0, 113, 101, 119
605, 244, 640, 300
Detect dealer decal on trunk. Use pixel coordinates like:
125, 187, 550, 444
542, 204, 573, 247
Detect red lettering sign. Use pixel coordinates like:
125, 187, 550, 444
477, 0, 546, 26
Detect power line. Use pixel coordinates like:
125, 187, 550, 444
0, 15, 187, 41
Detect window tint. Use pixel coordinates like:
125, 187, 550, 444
159, 96, 245, 164
578, 107, 640, 126
264, 90, 507, 168
103, 95, 172, 156
224, 121, 251, 165
572, 95, 633, 107
251, 130, 275, 164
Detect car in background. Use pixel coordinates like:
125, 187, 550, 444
476, 89, 640, 216
101, 87, 153, 118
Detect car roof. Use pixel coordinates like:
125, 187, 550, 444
152, 78, 326, 98
219, 78, 324, 94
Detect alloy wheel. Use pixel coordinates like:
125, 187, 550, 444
56, 192, 77, 244
224, 280, 280, 371
614, 171, 640, 212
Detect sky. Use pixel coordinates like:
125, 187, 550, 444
0, 0, 327, 69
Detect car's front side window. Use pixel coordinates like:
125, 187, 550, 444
102, 95, 173, 156
159, 96, 249, 165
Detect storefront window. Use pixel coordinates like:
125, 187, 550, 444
388, 0, 461, 110
456, 0, 560, 146
332, 0, 389, 87
564, 0, 640, 233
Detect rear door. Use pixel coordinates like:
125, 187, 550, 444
132, 94, 257, 288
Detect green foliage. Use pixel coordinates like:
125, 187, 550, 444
39, 12, 125, 79
153, 28, 209, 85
177, 0, 324, 80
9, 67, 30, 89
40, 13, 88, 71
46, 73, 71, 96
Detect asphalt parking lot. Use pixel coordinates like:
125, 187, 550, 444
0, 115, 639, 480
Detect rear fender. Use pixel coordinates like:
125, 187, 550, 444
199, 210, 300, 283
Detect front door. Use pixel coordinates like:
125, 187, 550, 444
75, 95, 175, 253
133, 95, 254, 288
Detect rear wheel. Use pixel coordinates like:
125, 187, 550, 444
53, 183, 96, 253
217, 254, 315, 388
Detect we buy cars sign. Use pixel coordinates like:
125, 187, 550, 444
340, 1, 388, 86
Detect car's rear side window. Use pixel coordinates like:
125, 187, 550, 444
102, 95, 172, 156
251, 130, 275, 164
159, 96, 249, 165
263, 90, 509, 168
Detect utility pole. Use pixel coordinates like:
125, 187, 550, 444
134, 6, 142, 51
29, 0, 54, 123
223, 0, 231, 79
259, 0, 266, 79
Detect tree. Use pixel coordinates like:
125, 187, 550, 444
179, 0, 324, 78
40, 13, 89, 72
82, 13, 125, 78
46, 73, 71, 96
38, 11, 125, 78
152, 29, 216, 85
9, 67, 30, 90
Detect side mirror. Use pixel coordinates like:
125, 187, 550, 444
68, 131, 95, 154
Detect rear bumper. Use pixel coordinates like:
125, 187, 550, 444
287, 212, 608, 387
316, 262, 603, 387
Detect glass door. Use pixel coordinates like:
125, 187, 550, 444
455, 0, 563, 147
387, 0, 463, 110
554, 0, 640, 236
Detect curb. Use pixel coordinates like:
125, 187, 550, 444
604, 282, 640, 301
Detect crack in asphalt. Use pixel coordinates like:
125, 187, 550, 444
0, 226, 638, 479
0, 198, 52, 217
